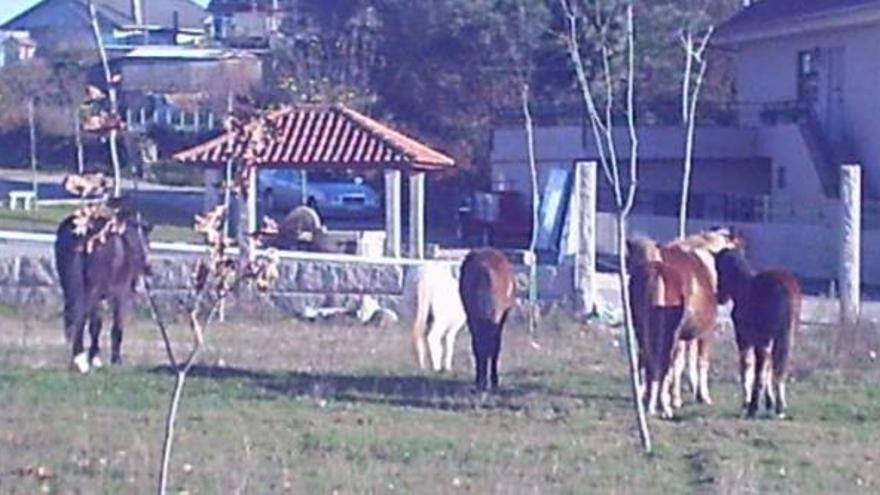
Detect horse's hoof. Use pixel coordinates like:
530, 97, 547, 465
90, 356, 104, 369
776, 412, 787, 420
72, 353, 90, 374
672, 398, 683, 409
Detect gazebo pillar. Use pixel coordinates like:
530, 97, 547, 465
408, 171, 426, 259
238, 167, 258, 260
384, 169, 402, 257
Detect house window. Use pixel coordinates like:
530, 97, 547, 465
776, 166, 787, 190
213, 15, 233, 39
797, 50, 819, 102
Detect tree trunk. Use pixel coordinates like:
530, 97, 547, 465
88, 1, 122, 197
522, 83, 540, 335
616, 211, 652, 453
73, 107, 85, 175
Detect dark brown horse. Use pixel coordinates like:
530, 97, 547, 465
459, 248, 516, 392
55, 199, 151, 373
715, 247, 801, 418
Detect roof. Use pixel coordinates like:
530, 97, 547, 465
207, 0, 294, 14
2, 0, 207, 31
121, 45, 256, 60
716, 0, 880, 44
173, 105, 456, 171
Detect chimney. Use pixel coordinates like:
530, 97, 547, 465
131, 0, 144, 26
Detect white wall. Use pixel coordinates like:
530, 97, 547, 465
733, 24, 880, 193
595, 212, 879, 284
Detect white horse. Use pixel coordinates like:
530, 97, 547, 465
401, 262, 466, 373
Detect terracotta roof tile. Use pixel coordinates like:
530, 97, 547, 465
173, 104, 454, 171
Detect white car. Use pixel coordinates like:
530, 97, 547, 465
258, 170, 381, 219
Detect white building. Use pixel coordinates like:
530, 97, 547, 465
490, 0, 880, 285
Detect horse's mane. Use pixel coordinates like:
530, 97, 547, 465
669, 228, 735, 254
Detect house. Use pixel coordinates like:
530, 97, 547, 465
207, 0, 295, 48
115, 45, 262, 104
715, 0, 880, 199
490, 0, 880, 283
0, 30, 36, 67
1, 0, 208, 53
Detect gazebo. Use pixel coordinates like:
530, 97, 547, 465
173, 104, 455, 258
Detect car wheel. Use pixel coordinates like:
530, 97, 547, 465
263, 189, 276, 213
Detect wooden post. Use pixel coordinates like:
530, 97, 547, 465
204, 168, 220, 211
246, 167, 258, 254
384, 169, 402, 258
408, 171, 425, 259
573, 160, 598, 315
28, 98, 38, 203
840, 164, 861, 325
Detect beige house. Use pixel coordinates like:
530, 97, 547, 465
490, 1, 880, 283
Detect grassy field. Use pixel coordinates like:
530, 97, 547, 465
0, 305, 878, 494
0, 205, 202, 244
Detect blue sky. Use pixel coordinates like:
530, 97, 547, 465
1, 0, 210, 26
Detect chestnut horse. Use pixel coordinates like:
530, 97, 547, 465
628, 229, 736, 415
629, 260, 687, 417
715, 247, 801, 418
459, 248, 516, 392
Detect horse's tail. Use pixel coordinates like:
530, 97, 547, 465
771, 272, 801, 380
54, 216, 82, 343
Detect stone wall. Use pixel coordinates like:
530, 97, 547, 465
0, 251, 576, 319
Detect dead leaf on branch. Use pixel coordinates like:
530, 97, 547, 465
62, 173, 110, 198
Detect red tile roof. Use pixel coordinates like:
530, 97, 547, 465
173, 104, 455, 171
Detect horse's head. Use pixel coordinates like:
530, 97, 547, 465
626, 235, 661, 269
115, 203, 153, 278
714, 247, 750, 304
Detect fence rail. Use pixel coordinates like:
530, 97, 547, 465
125, 108, 222, 134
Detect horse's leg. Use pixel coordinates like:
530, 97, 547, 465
739, 346, 756, 410
687, 339, 699, 399
111, 295, 130, 365
413, 325, 428, 371
659, 368, 675, 419
747, 344, 772, 418
489, 324, 502, 391
69, 299, 91, 374
696, 337, 713, 405
87, 308, 104, 369
470, 321, 488, 392
764, 360, 777, 413
442, 323, 462, 373
426, 320, 445, 373
671, 341, 686, 409
772, 339, 790, 418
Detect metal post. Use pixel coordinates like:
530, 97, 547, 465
573, 160, 598, 315
840, 164, 861, 325
408, 171, 425, 259
384, 169, 402, 258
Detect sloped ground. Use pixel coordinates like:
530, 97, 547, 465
0, 305, 878, 494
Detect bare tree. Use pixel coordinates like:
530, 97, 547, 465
87, 1, 123, 197
677, 24, 713, 239
561, 0, 651, 453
